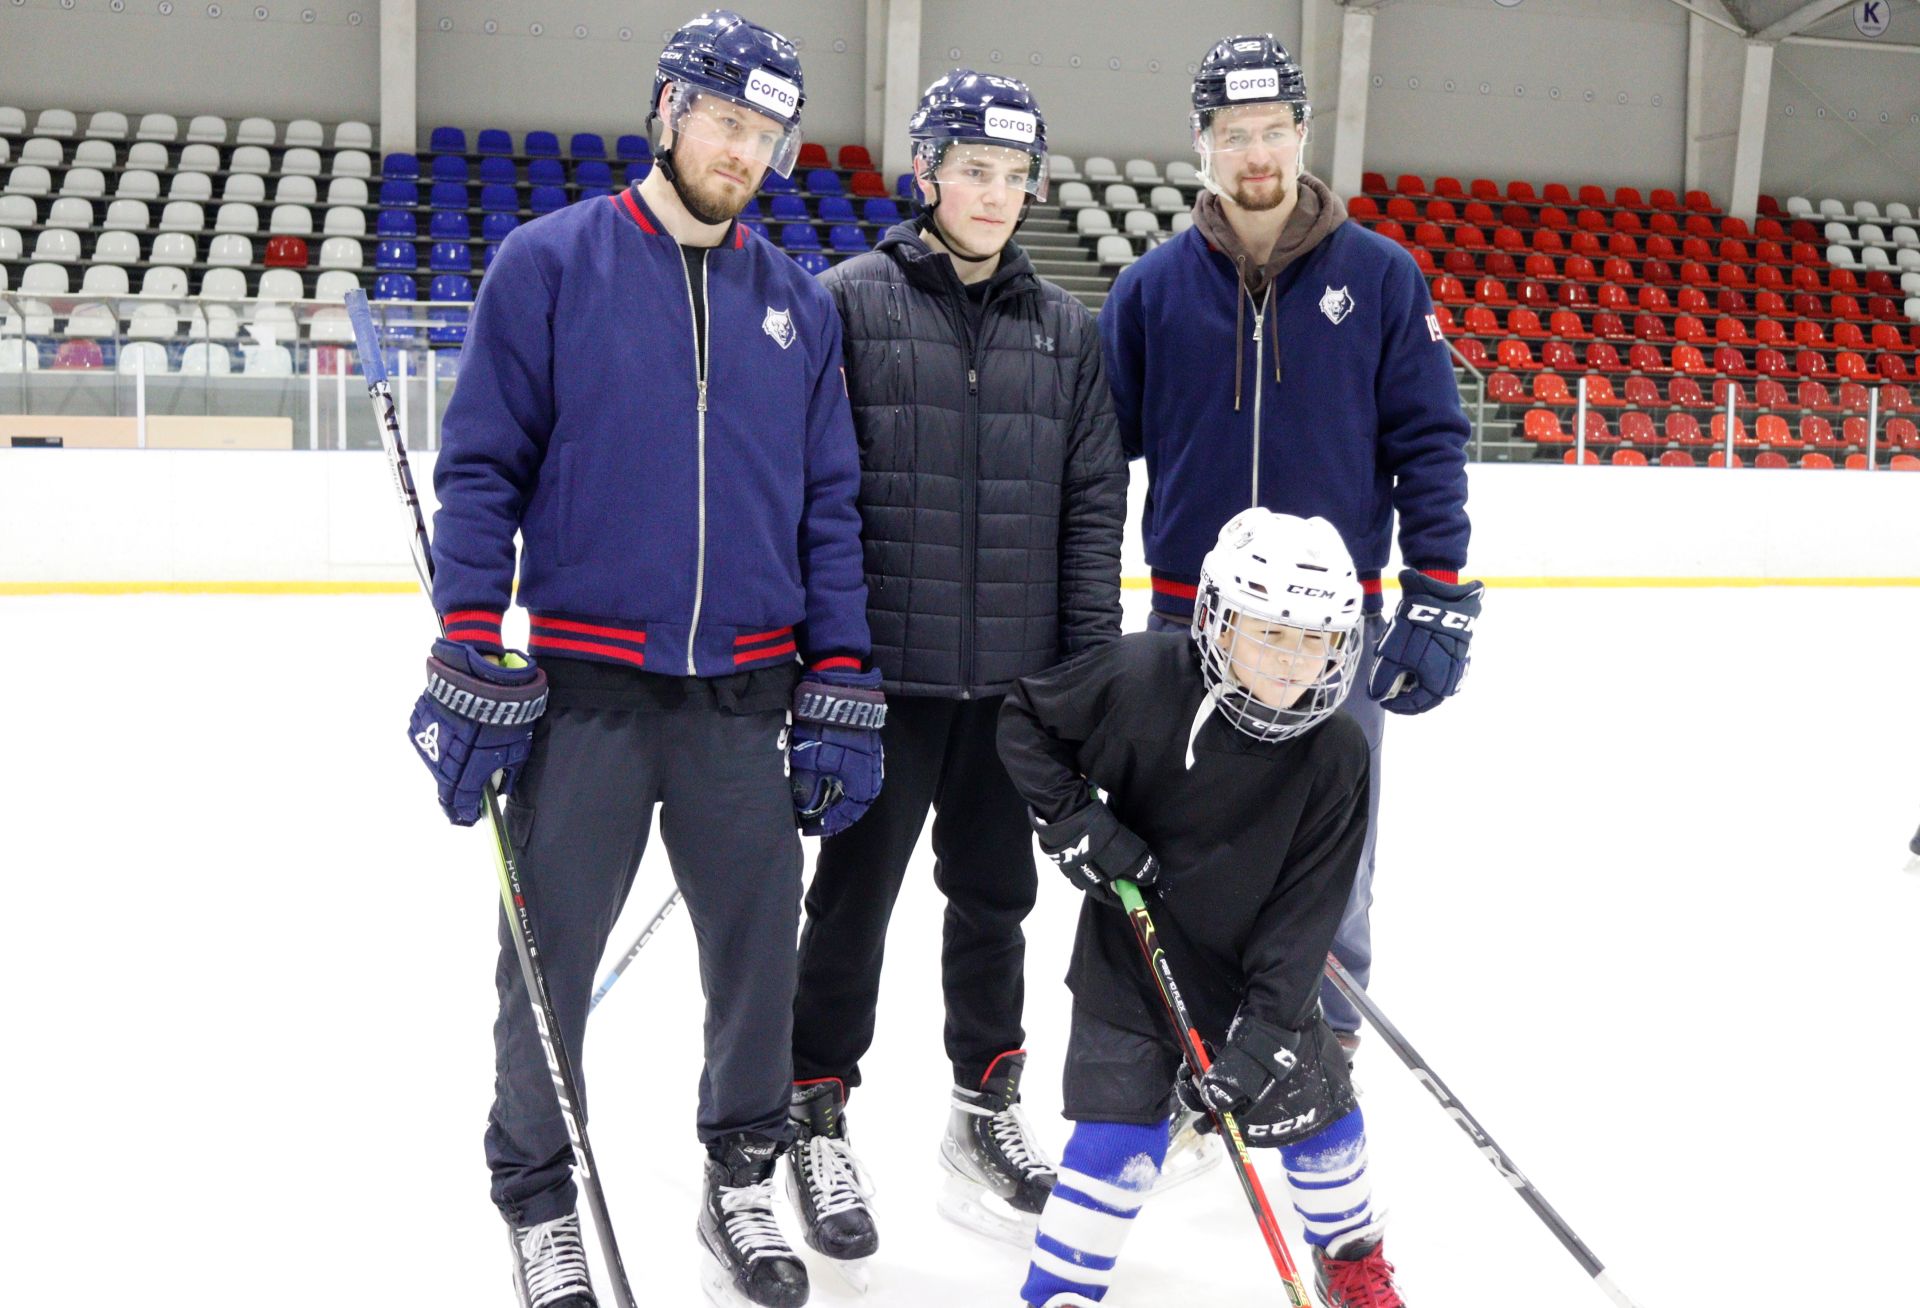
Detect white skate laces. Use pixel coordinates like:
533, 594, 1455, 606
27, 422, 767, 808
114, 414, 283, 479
991, 1101, 1053, 1179
515, 1212, 592, 1308
800, 1133, 876, 1219
718, 1179, 794, 1264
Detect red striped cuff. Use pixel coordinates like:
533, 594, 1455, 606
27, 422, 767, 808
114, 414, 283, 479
441, 608, 505, 651
1413, 567, 1461, 585
735, 626, 799, 667
808, 655, 864, 673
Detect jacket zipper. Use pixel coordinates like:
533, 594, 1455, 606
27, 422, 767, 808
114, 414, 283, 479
1249, 285, 1271, 506
679, 249, 711, 675
959, 306, 980, 699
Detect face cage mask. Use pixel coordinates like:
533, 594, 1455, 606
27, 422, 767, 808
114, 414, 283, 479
660, 81, 804, 180
1191, 587, 1363, 743
1191, 104, 1309, 206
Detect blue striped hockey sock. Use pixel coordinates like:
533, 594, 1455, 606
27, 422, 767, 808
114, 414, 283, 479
1018, 1119, 1168, 1307
1281, 1107, 1384, 1255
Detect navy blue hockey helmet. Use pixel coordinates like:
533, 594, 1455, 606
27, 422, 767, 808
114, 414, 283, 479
1190, 33, 1311, 135
652, 10, 807, 177
909, 70, 1050, 202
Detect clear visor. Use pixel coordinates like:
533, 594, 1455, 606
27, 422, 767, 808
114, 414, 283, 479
1192, 107, 1308, 160
666, 82, 804, 178
1193, 595, 1361, 743
917, 140, 1049, 203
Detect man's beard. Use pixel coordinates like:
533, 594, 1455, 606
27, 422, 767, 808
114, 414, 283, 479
1231, 173, 1288, 212
671, 163, 753, 225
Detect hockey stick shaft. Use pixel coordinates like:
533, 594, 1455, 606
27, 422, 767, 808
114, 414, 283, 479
589, 889, 682, 1011
1323, 956, 1641, 1308
1114, 880, 1312, 1306
346, 293, 637, 1308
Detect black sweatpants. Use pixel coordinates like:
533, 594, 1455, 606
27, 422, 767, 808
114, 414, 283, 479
484, 681, 801, 1227
792, 695, 1038, 1091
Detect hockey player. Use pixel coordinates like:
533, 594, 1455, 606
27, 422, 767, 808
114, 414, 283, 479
998, 509, 1408, 1307
784, 69, 1128, 1266
405, 12, 879, 1308
1099, 33, 1480, 1061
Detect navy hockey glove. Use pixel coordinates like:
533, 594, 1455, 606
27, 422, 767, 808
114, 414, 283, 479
789, 667, 886, 838
1029, 798, 1159, 903
1174, 1016, 1356, 1147
407, 640, 549, 827
1369, 569, 1485, 715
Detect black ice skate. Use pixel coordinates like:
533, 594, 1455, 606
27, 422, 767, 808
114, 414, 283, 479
936, 1050, 1056, 1247
698, 1134, 810, 1308
506, 1210, 596, 1308
784, 1079, 877, 1292
1153, 1106, 1225, 1194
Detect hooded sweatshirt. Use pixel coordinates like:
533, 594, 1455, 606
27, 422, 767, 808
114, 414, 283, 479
1101, 171, 1471, 619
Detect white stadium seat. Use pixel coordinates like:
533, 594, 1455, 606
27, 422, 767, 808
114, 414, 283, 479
318, 237, 363, 270
21, 263, 71, 294
0, 140, 8, 167
117, 169, 162, 200
31, 228, 81, 263
1171, 211, 1194, 234
1907, 297, 1920, 324
1818, 198, 1846, 219
285, 119, 324, 148
118, 341, 172, 375
136, 113, 180, 142
1862, 247, 1892, 270
190, 302, 242, 342
1166, 162, 1200, 186
9, 299, 56, 335
180, 342, 234, 375
258, 268, 305, 300
324, 177, 368, 208
127, 302, 179, 339
314, 269, 359, 301
334, 121, 374, 150
179, 143, 222, 173
1096, 234, 1136, 266
1083, 156, 1121, 183
150, 232, 198, 266
270, 204, 314, 235
244, 344, 296, 377
126, 142, 169, 170
1894, 225, 1919, 248
159, 201, 204, 232
207, 233, 255, 267
80, 264, 130, 296
1853, 200, 1881, 221
0, 106, 25, 134
223, 174, 267, 204
282, 147, 322, 177
1124, 159, 1161, 185
309, 307, 355, 342
0, 194, 36, 225
1859, 223, 1888, 246
0, 340, 38, 372
86, 111, 129, 140
1104, 183, 1143, 211
47, 196, 93, 228
35, 108, 78, 137
5, 165, 53, 196
93, 230, 141, 264
1056, 181, 1095, 212
1823, 221, 1851, 244
1827, 243, 1857, 269
198, 267, 249, 300
169, 172, 214, 202
235, 117, 277, 146
230, 145, 273, 176
72, 140, 117, 168
1123, 209, 1160, 236
186, 115, 229, 144
331, 150, 372, 180
276, 176, 319, 206
0, 229, 17, 261
103, 199, 150, 231
322, 206, 365, 237
215, 202, 261, 234
58, 167, 106, 199
20, 137, 64, 166
65, 301, 119, 338
1149, 185, 1185, 213
1048, 154, 1080, 182
1075, 207, 1114, 236
1887, 202, 1915, 223
140, 266, 189, 297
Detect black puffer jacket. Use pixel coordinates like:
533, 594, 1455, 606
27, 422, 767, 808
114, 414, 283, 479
821, 223, 1128, 698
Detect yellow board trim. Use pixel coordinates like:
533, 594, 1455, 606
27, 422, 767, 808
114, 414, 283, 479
3, 575, 1919, 596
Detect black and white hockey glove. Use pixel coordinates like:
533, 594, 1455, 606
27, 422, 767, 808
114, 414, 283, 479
1175, 1015, 1356, 1148
1029, 798, 1158, 902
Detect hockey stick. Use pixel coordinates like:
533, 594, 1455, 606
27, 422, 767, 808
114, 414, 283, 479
345, 292, 637, 1308
589, 889, 681, 1010
1114, 880, 1313, 1307
1323, 955, 1642, 1308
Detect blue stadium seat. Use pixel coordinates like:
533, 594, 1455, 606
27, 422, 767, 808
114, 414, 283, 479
476, 129, 513, 156
377, 208, 418, 237
379, 180, 419, 208
617, 135, 652, 162
429, 181, 469, 210
624, 161, 652, 185
895, 173, 914, 199
829, 224, 869, 253
429, 126, 467, 155
740, 219, 768, 242
576, 160, 613, 188
430, 273, 474, 301
762, 172, 797, 195
780, 222, 821, 251
482, 212, 518, 241
528, 158, 566, 187
431, 155, 469, 182
429, 274, 473, 343
479, 156, 516, 185
483, 243, 502, 271
862, 197, 901, 225
431, 240, 472, 272
805, 169, 843, 196
529, 185, 567, 214
373, 272, 418, 300
375, 239, 418, 271
792, 250, 829, 275
818, 195, 856, 223
429, 211, 471, 240
768, 194, 809, 222
382, 153, 419, 180
524, 131, 560, 158
480, 184, 518, 213
570, 133, 606, 160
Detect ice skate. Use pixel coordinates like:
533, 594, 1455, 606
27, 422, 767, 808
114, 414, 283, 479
1313, 1237, 1406, 1308
697, 1134, 810, 1308
936, 1051, 1056, 1247
784, 1079, 877, 1293
1153, 1107, 1225, 1193
506, 1210, 596, 1308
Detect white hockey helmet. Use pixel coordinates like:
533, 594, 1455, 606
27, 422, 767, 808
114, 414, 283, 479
1192, 509, 1365, 743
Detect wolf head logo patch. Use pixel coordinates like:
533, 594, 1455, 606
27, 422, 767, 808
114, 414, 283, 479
762, 305, 795, 350
1319, 285, 1354, 326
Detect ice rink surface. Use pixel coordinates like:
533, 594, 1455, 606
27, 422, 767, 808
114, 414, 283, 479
9, 584, 1918, 1306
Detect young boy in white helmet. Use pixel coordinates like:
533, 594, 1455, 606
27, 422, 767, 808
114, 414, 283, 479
997, 509, 1410, 1307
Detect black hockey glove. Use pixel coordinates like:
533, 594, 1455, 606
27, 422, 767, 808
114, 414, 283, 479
1174, 1014, 1354, 1148
1369, 569, 1485, 715
1028, 798, 1158, 903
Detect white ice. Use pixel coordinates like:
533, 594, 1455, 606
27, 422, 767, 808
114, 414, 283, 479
8, 584, 1919, 1306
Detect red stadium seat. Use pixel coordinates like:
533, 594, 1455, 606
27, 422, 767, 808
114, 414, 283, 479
1837, 382, 1871, 411
1628, 342, 1666, 373
1434, 176, 1465, 199
1634, 313, 1670, 344
1602, 257, 1637, 284
1618, 411, 1656, 444
849, 171, 888, 197
1612, 448, 1650, 466
1754, 377, 1790, 409
1541, 339, 1577, 370
1672, 344, 1710, 374
1585, 374, 1621, 406
1878, 354, 1912, 382
1597, 283, 1630, 311
1414, 222, 1448, 248
1845, 453, 1870, 469
1795, 349, 1832, 379
1453, 337, 1491, 369
1565, 255, 1599, 282
1431, 305, 1459, 335
1524, 409, 1569, 443
1475, 277, 1510, 305
1711, 378, 1746, 409
1464, 305, 1499, 335
1363, 171, 1388, 194
1387, 196, 1419, 221
1524, 253, 1557, 281
1586, 341, 1623, 373
1755, 348, 1792, 378
1558, 281, 1593, 308
1665, 414, 1704, 445
1676, 286, 1709, 313
1497, 338, 1540, 370
1636, 284, 1670, 311
1755, 415, 1792, 449
1717, 288, 1750, 315
1892, 454, 1920, 471
1395, 173, 1426, 197
1691, 190, 1719, 212
1888, 418, 1920, 449
1645, 233, 1678, 259
1799, 452, 1835, 469
1650, 188, 1680, 211
1516, 278, 1550, 306
1443, 249, 1478, 278
1533, 372, 1573, 405
1614, 186, 1645, 209
1833, 321, 1868, 350
1669, 375, 1707, 408
1485, 252, 1520, 279
1673, 314, 1707, 344
1842, 417, 1869, 447
1754, 318, 1787, 346
1472, 179, 1503, 202
1612, 209, 1643, 235
1798, 381, 1834, 411
1793, 319, 1828, 348
1507, 180, 1538, 203
837, 145, 874, 170
1706, 450, 1744, 468
798, 142, 831, 169
1493, 225, 1527, 252
1623, 375, 1660, 407
1835, 351, 1869, 379
1710, 414, 1751, 446
1426, 199, 1458, 223
1659, 450, 1696, 467
1509, 308, 1547, 338
1564, 448, 1601, 464
1488, 371, 1525, 403
1881, 384, 1914, 413
1753, 451, 1789, 468
1715, 316, 1751, 345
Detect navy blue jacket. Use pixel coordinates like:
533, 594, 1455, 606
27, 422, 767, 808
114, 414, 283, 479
1101, 217, 1470, 617
429, 186, 870, 676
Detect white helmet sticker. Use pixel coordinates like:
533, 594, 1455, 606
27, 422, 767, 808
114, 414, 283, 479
1225, 68, 1281, 101
983, 106, 1038, 144
743, 67, 802, 121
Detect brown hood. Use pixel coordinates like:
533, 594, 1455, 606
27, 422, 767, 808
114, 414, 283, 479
1192, 171, 1348, 296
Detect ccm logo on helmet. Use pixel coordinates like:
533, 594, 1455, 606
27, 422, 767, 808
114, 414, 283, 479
984, 107, 1037, 144
1286, 583, 1335, 599
1225, 68, 1281, 101
743, 67, 801, 119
